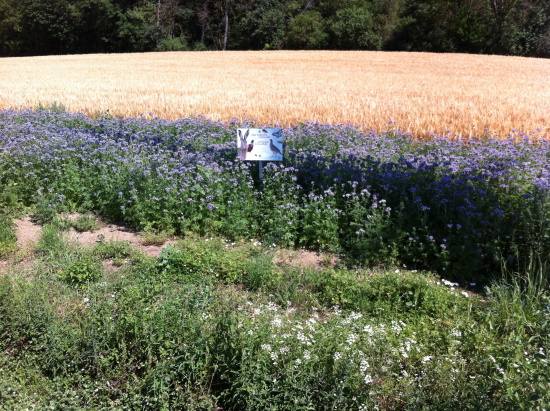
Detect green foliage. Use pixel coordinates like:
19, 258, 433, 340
193, 41, 209, 51
0, 215, 17, 258
316, 268, 470, 316
342, 191, 403, 266
92, 239, 134, 260
153, 238, 260, 284
299, 188, 340, 251
0, 0, 548, 56
34, 221, 70, 259
31, 193, 63, 225
0, 275, 14, 341
0, 240, 549, 409
155, 243, 214, 283
329, 6, 383, 50
70, 213, 103, 233
59, 255, 102, 285
259, 164, 301, 247
0, 183, 22, 215
155, 35, 189, 51
140, 223, 174, 246
243, 253, 277, 291
480, 281, 550, 410
285, 10, 328, 49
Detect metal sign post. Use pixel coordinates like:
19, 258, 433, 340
259, 160, 263, 182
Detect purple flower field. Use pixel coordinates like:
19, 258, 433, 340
1, 108, 549, 284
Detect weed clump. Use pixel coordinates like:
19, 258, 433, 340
59, 256, 102, 285
0, 216, 17, 258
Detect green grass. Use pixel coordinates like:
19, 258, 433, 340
0, 218, 548, 410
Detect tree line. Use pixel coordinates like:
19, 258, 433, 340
0, 0, 548, 57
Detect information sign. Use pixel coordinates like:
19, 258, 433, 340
237, 128, 283, 161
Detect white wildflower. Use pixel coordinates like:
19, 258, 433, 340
346, 333, 358, 345
271, 317, 282, 327
363, 325, 375, 336
360, 359, 369, 373
450, 329, 462, 337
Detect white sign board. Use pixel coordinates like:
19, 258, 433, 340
237, 128, 283, 161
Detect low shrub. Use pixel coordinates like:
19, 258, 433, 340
0, 215, 17, 258
70, 214, 103, 233
59, 256, 103, 285
92, 239, 134, 260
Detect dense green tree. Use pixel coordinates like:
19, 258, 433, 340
6, 0, 78, 55
241, 0, 287, 49
286, 10, 328, 49
72, 0, 120, 53
499, 0, 550, 57
0, 0, 548, 57
0, 0, 21, 55
328, 5, 383, 50
390, 0, 493, 54
116, 2, 162, 52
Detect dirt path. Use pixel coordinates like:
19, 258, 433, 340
1, 215, 336, 276
14, 215, 176, 257
0, 216, 178, 276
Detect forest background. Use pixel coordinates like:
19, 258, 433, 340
0, 0, 549, 58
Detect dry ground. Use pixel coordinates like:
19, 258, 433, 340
0, 215, 333, 277
1, 51, 548, 138
11, 215, 175, 257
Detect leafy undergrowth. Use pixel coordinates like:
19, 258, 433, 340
0, 215, 17, 258
0, 219, 548, 410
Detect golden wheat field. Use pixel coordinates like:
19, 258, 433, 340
0, 50, 548, 138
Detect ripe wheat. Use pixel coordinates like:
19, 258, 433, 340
0, 51, 548, 138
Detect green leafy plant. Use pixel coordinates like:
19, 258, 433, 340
0, 183, 22, 215
30, 194, 61, 225
243, 253, 277, 291
59, 256, 102, 285
0, 215, 18, 258
140, 223, 174, 246
34, 221, 70, 259
92, 239, 134, 260
71, 214, 103, 233
155, 244, 214, 283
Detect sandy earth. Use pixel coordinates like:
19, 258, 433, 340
1, 215, 335, 276
13, 215, 176, 257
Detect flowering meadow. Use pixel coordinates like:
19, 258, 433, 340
1, 108, 549, 284
0, 108, 549, 409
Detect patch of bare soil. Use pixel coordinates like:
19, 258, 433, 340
1, 215, 339, 277
65, 222, 177, 258
0, 215, 179, 277
11, 215, 176, 258
14, 216, 42, 249
0, 259, 9, 275
273, 248, 339, 270
0, 217, 40, 276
